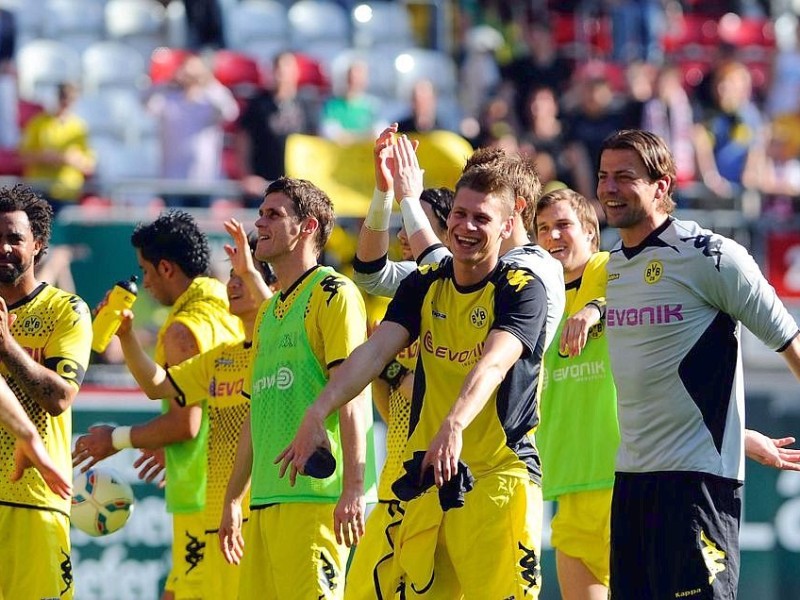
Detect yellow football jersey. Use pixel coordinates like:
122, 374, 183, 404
0, 283, 92, 515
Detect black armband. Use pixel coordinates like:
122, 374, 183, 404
378, 359, 409, 389
586, 299, 606, 320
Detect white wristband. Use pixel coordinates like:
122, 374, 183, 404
364, 188, 393, 231
111, 426, 133, 450
399, 196, 429, 238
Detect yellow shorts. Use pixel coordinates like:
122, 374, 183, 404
238, 503, 349, 600
550, 488, 612, 587
202, 520, 247, 600
398, 474, 543, 600
0, 505, 73, 599
164, 511, 206, 599
345, 501, 461, 600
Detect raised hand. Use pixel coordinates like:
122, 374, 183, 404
374, 124, 398, 193
223, 218, 257, 278
391, 135, 424, 204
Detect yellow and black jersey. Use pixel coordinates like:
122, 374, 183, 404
383, 257, 548, 483
0, 283, 92, 514
167, 339, 252, 530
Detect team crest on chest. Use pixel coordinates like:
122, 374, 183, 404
21, 315, 42, 333
470, 306, 488, 328
644, 260, 663, 284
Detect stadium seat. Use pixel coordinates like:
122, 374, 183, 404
718, 14, 775, 48
294, 52, 330, 94
73, 90, 143, 143
82, 41, 148, 95
351, 2, 414, 50
42, 0, 106, 54
149, 47, 194, 84
105, 0, 168, 60
288, 0, 350, 49
662, 14, 719, 54
212, 50, 263, 98
0, 100, 43, 176
16, 39, 82, 105
226, 0, 290, 54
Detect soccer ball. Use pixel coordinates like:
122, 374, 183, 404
71, 467, 135, 537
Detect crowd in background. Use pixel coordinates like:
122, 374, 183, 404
0, 0, 799, 225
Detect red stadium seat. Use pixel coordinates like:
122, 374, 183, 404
212, 49, 263, 97
662, 14, 720, 59
149, 47, 193, 84
294, 52, 330, 94
718, 14, 775, 48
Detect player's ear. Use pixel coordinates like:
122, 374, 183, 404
158, 259, 174, 277
500, 214, 514, 240
301, 217, 319, 237
514, 196, 526, 215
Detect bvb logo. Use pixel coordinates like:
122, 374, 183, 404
470, 306, 488, 328
22, 315, 42, 333
589, 321, 604, 339
644, 260, 663, 284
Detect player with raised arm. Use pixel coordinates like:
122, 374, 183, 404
218, 177, 377, 600
73, 210, 242, 600
0, 184, 92, 600
347, 127, 458, 598
356, 131, 564, 351
279, 164, 550, 598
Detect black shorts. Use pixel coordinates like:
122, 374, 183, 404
610, 471, 742, 600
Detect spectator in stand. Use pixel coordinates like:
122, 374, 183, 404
766, 19, 800, 118
641, 64, 698, 195
145, 54, 239, 208
693, 60, 764, 208
235, 52, 317, 207
563, 72, 627, 181
501, 19, 572, 129
18, 82, 95, 212
396, 78, 443, 134
620, 61, 657, 130
470, 89, 520, 150
184, 0, 225, 50
518, 85, 594, 200
742, 124, 800, 219
459, 24, 503, 121
608, 0, 665, 65
319, 59, 380, 143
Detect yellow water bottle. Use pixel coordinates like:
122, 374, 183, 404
92, 276, 138, 353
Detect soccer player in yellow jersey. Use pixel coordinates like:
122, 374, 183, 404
73, 210, 242, 600
103, 219, 274, 600
280, 165, 549, 599
347, 126, 458, 598
219, 177, 377, 600
0, 184, 93, 600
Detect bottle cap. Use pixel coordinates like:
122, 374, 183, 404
118, 276, 138, 295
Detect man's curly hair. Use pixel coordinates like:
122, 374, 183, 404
0, 184, 53, 265
131, 210, 210, 277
